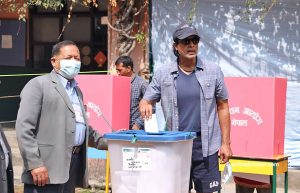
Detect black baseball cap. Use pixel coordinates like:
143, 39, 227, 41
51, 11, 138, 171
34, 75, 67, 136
173, 23, 200, 41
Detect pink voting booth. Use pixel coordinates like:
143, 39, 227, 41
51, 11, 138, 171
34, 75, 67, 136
76, 75, 131, 134
225, 77, 287, 158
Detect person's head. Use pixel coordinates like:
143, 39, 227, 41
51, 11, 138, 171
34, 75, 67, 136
172, 23, 200, 59
51, 40, 81, 80
115, 56, 134, 77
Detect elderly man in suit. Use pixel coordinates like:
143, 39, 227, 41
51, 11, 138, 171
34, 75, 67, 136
16, 40, 107, 193
0, 124, 14, 193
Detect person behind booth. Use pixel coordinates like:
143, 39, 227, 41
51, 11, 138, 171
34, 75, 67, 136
115, 55, 149, 130
0, 124, 14, 193
139, 23, 232, 193
16, 40, 107, 193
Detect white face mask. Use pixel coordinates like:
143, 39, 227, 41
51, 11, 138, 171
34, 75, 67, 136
59, 59, 81, 79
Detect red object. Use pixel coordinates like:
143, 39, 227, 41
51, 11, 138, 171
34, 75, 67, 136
94, 51, 107, 67
225, 77, 287, 158
234, 176, 271, 188
76, 75, 130, 134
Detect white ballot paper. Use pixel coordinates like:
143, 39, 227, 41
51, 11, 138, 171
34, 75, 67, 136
145, 114, 159, 133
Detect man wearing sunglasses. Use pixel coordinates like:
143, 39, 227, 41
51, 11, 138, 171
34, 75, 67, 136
139, 23, 232, 193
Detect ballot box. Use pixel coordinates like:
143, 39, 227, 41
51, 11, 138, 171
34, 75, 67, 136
76, 75, 130, 134
104, 130, 195, 193
225, 77, 287, 158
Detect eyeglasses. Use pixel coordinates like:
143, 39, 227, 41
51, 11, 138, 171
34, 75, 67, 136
178, 37, 200, 45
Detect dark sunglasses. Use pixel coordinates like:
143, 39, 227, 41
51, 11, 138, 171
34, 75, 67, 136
178, 37, 200, 45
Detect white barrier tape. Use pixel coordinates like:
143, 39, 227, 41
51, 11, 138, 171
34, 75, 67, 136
0, 95, 19, 99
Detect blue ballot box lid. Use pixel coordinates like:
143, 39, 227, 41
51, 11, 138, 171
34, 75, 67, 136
104, 130, 196, 142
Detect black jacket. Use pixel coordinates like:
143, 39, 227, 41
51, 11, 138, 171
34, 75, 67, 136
0, 125, 14, 193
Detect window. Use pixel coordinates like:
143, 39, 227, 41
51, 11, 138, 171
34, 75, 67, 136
29, 1, 108, 72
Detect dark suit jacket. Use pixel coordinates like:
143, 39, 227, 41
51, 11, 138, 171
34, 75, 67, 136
16, 71, 107, 187
0, 125, 14, 193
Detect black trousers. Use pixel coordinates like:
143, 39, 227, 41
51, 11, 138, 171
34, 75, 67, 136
24, 153, 81, 193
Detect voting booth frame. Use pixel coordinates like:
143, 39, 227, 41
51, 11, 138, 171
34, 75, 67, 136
219, 77, 288, 193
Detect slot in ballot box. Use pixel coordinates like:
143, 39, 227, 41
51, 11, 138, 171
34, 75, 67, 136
104, 130, 196, 193
76, 75, 130, 134
225, 77, 287, 158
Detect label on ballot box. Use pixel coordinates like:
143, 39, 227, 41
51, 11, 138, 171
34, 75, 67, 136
122, 147, 151, 171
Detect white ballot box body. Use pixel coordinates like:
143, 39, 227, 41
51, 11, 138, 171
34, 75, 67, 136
104, 131, 195, 193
